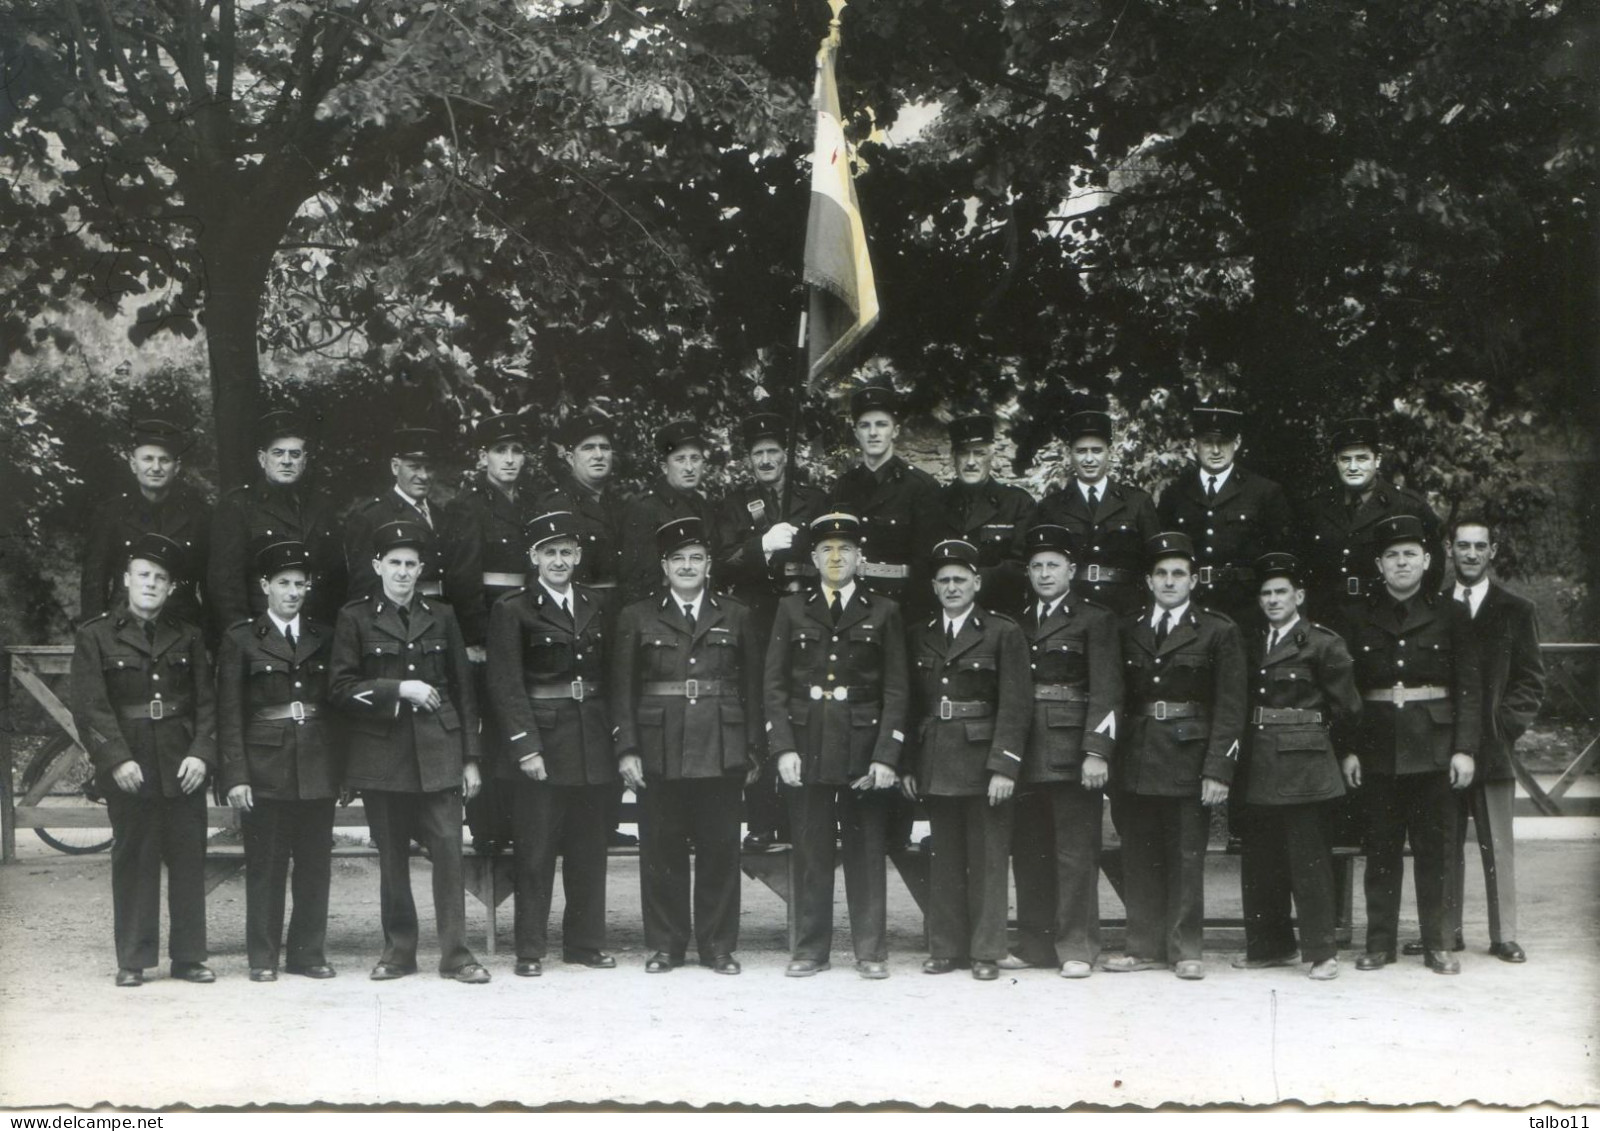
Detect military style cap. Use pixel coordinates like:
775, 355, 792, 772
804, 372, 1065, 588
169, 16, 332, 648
555, 407, 616, 448
372, 519, 430, 556
810, 512, 862, 543
1024, 524, 1076, 559
130, 418, 193, 456
1373, 514, 1428, 552
1146, 531, 1196, 565
126, 532, 187, 575
655, 419, 710, 457
1254, 552, 1304, 586
525, 511, 581, 551
256, 409, 315, 448
475, 413, 529, 447
849, 385, 898, 420
1064, 410, 1113, 443
255, 540, 312, 579
931, 539, 981, 571
740, 412, 789, 450
390, 426, 444, 460
1330, 417, 1381, 452
1192, 406, 1245, 437
948, 415, 995, 448
656, 516, 708, 557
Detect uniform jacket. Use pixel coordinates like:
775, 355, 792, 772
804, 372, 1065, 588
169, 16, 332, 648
1346, 590, 1482, 776
1019, 595, 1123, 785
763, 587, 909, 785
69, 608, 217, 797
939, 478, 1036, 610
1117, 605, 1247, 796
1460, 581, 1543, 781
1157, 464, 1291, 624
450, 475, 542, 642
80, 484, 212, 626
342, 489, 482, 636
216, 613, 340, 799
1240, 618, 1361, 806
620, 481, 722, 605
1302, 478, 1442, 608
534, 479, 628, 591
715, 479, 830, 610
486, 583, 616, 786
910, 608, 1032, 796
1031, 481, 1160, 616
208, 480, 347, 629
328, 593, 482, 792
828, 456, 945, 614
610, 591, 764, 780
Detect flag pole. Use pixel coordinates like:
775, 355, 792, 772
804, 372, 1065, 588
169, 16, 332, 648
782, 310, 806, 518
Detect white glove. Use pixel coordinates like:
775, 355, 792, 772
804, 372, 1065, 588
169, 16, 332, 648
761, 523, 798, 555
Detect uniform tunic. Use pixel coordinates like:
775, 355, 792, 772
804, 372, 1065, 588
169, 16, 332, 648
1031, 481, 1160, 616
1156, 465, 1292, 629
829, 456, 945, 618
80, 485, 212, 628
342, 490, 482, 637
1301, 478, 1442, 629
534, 478, 629, 592
937, 478, 1036, 612
208, 481, 346, 630
620, 481, 722, 605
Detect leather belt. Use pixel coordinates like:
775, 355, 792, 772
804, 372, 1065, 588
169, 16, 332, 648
1139, 700, 1205, 721
483, 571, 526, 588
799, 685, 878, 703
528, 680, 602, 701
1033, 684, 1089, 702
1196, 565, 1255, 586
585, 580, 619, 590
859, 561, 910, 579
416, 581, 444, 597
781, 562, 820, 578
119, 700, 188, 720
1250, 707, 1323, 726
1363, 684, 1449, 707
929, 698, 993, 721
642, 680, 736, 699
1081, 564, 1138, 584
1342, 576, 1369, 598
254, 702, 320, 722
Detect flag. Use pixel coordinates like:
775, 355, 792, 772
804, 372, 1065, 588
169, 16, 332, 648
803, 21, 878, 390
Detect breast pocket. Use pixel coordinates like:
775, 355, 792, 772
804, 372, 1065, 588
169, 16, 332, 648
845, 625, 881, 668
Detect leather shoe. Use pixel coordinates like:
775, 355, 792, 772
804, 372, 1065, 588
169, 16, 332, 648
1423, 949, 1460, 975
971, 961, 1000, 981
606, 829, 639, 848
645, 951, 684, 973
249, 967, 278, 983
115, 968, 143, 988
1355, 951, 1396, 971
1101, 955, 1164, 973
285, 963, 337, 979
1059, 961, 1093, 979
1174, 960, 1206, 980
785, 959, 831, 977
370, 961, 417, 981
514, 960, 543, 977
1308, 957, 1340, 981
922, 957, 968, 975
701, 953, 741, 975
996, 953, 1036, 971
856, 961, 889, 980
742, 831, 786, 853
171, 962, 216, 984
443, 963, 492, 984
563, 949, 617, 969
1489, 941, 1526, 963
1403, 933, 1465, 956
1231, 952, 1299, 970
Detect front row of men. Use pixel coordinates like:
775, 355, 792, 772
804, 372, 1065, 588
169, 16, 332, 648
71, 503, 1540, 985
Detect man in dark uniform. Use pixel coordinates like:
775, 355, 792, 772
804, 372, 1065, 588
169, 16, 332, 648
81, 419, 211, 629
217, 540, 341, 982
1340, 515, 1480, 975
488, 511, 618, 977
611, 518, 763, 975
208, 409, 347, 632
765, 512, 909, 979
1103, 532, 1245, 980
329, 519, 490, 984
1031, 410, 1159, 617
621, 420, 723, 605
70, 532, 217, 987
902, 539, 1031, 982
1401, 517, 1543, 964
716, 411, 829, 852
1000, 524, 1122, 979
937, 415, 1035, 613
1231, 553, 1361, 981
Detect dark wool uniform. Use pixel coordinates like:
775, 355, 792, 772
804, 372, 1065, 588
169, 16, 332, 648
1032, 481, 1160, 617
830, 456, 946, 619
535, 479, 628, 592
342, 488, 482, 616
217, 610, 340, 973
70, 601, 217, 972
81, 484, 212, 628
487, 580, 617, 963
329, 584, 483, 975
1116, 589, 1246, 965
937, 478, 1036, 612
611, 586, 764, 963
910, 594, 1031, 964
1010, 590, 1123, 969
1157, 466, 1292, 630
1302, 478, 1442, 630
1238, 610, 1361, 965
209, 482, 346, 629
621, 480, 722, 604
764, 580, 909, 965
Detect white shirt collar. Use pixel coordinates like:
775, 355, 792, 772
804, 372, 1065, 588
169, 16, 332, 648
675, 589, 706, 620
822, 580, 857, 608
1076, 476, 1108, 502
1200, 465, 1235, 493
267, 611, 301, 639
1457, 577, 1488, 615
943, 607, 975, 638
539, 580, 573, 609
1266, 613, 1300, 643
1036, 594, 1066, 620
393, 485, 430, 514
1151, 602, 1189, 630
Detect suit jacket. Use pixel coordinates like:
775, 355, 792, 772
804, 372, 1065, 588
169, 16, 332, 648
450, 475, 544, 642
1019, 595, 1123, 785
1346, 590, 1482, 776
715, 478, 830, 620
763, 587, 909, 784
80, 483, 212, 627
1240, 618, 1361, 806
69, 607, 217, 798
620, 481, 722, 605
910, 608, 1032, 796
329, 593, 481, 792
534, 478, 628, 591
216, 614, 340, 799
828, 456, 945, 615
208, 479, 347, 630
939, 477, 1037, 611
610, 592, 764, 780
1117, 605, 1247, 796
486, 583, 616, 786
342, 489, 482, 633
1464, 580, 1546, 781
1030, 480, 1160, 616
1302, 477, 1442, 611
1157, 464, 1292, 625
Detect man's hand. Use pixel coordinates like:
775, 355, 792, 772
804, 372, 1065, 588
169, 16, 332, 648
1199, 777, 1229, 807
760, 523, 798, 556
177, 756, 208, 795
776, 751, 802, 787
462, 760, 482, 800
987, 773, 1015, 806
899, 773, 919, 802
465, 645, 487, 664
1081, 753, 1109, 790
1450, 753, 1475, 790
520, 753, 548, 781
852, 761, 897, 791
111, 760, 144, 794
619, 754, 646, 792
399, 680, 441, 711
744, 755, 763, 787
1341, 754, 1362, 790
227, 784, 254, 813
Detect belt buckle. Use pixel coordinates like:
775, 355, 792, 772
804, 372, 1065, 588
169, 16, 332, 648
149, 699, 165, 721
1347, 577, 1362, 596
684, 678, 699, 701
939, 698, 953, 721
1393, 682, 1407, 709
809, 685, 824, 701
1250, 706, 1263, 725
1198, 566, 1214, 586
290, 700, 307, 723
571, 679, 585, 703
1085, 564, 1102, 582
832, 685, 848, 702
1153, 700, 1168, 721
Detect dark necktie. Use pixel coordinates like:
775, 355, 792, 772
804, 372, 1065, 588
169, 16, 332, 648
1155, 610, 1171, 645
415, 499, 434, 529
1457, 587, 1473, 618
285, 624, 297, 652
829, 590, 842, 626
1347, 492, 1363, 518
1086, 485, 1100, 514
945, 620, 956, 645
143, 621, 157, 650
398, 603, 411, 629
683, 602, 696, 631
1266, 627, 1279, 653
1206, 476, 1218, 502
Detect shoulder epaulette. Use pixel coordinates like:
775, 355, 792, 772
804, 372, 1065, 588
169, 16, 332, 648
228, 617, 254, 632
342, 595, 371, 608
986, 610, 1019, 626
1078, 596, 1115, 615
1198, 607, 1238, 626
80, 612, 111, 626
1308, 622, 1340, 637
492, 587, 526, 605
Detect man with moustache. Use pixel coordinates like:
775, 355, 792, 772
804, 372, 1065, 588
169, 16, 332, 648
937, 415, 1036, 613
765, 513, 909, 979
217, 540, 341, 982
622, 421, 723, 605
71, 532, 217, 987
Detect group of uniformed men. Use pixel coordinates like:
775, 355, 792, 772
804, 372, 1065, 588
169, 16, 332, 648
69, 389, 1546, 987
